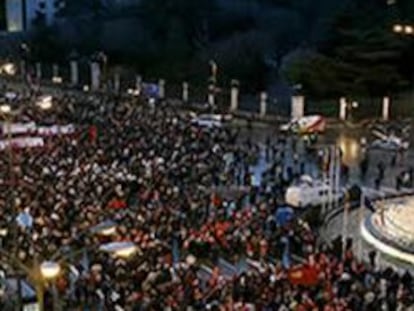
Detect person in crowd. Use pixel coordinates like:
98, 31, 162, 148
0, 88, 412, 311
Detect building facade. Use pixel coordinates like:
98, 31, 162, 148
1, 0, 58, 32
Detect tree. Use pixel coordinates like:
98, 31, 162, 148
56, 0, 103, 17
283, 0, 409, 97
328, 1, 406, 96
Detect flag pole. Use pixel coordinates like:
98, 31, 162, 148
338, 145, 349, 260
328, 146, 335, 212
335, 146, 341, 211
321, 147, 327, 216
342, 197, 349, 260
357, 191, 365, 260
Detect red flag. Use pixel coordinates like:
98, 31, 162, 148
108, 198, 127, 209
288, 264, 319, 286
89, 125, 98, 144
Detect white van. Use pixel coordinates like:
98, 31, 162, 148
285, 176, 343, 208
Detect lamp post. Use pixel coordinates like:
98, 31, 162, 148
19, 43, 30, 82
392, 22, 414, 125
40, 261, 60, 311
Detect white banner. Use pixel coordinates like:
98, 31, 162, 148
2, 122, 36, 135
36, 125, 76, 136
2, 123, 75, 136
0, 137, 44, 150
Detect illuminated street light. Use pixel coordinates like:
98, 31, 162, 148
0, 105, 12, 114
405, 25, 414, 35
393, 24, 403, 33
40, 261, 61, 280
0, 228, 7, 236
393, 24, 414, 35
0, 63, 16, 76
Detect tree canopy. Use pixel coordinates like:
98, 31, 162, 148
22, 0, 414, 95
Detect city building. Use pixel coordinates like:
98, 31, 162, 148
0, 0, 60, 33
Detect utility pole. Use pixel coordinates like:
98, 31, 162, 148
328, 146, 335, 211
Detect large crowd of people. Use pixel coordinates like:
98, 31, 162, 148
0, 88, 412, 311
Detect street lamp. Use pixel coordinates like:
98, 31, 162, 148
39, 262, 60, 280
405, 25, 414, 35
0, 104, 12, 114
392, 23, 414, 124
393, 23, 414, 35
393, 24, 403, 33
0, 63, 16, 76
39, 261, 61, 311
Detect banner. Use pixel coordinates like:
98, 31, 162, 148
1, 122, 36, 135
0, 137, 44, 150
36, 125, 76, 136
2, 123, 75, 136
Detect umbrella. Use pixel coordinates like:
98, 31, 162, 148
16, 211, 33, 229
275, 206, 294, 227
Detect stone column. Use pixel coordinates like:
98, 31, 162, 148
182, 82, 189, 103
20, 60, 26, 78
291, 95, 305, 119
208, 84, 215, 107
339, 97, 347, 121
260, 92, 268, 117
90, 62, 101, 91
52, 64, 59, 79
158, 79, 165, 99
230, 80, 239, 112
114, 72, 120, 93
135, 75, 142, 93
70, 61, 79, 85
35, 62, 42, 81
382, 96, 390, 121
